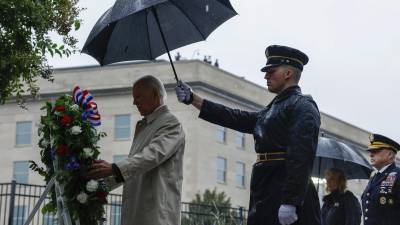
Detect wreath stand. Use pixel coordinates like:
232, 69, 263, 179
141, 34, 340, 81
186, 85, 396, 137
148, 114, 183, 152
23, 156, 80, 225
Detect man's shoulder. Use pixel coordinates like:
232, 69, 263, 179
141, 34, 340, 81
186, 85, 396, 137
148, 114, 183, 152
288, 93, 320, 114
297, 94, 318, 106
390, 166, 400, 175
159, 109, 182, 125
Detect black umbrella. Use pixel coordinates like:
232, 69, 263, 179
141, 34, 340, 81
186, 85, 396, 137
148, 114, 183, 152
312, 136, 372, 185
82, 0, 237, 82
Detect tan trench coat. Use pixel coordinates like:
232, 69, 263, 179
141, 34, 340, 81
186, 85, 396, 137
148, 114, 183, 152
106, 105, 185, 225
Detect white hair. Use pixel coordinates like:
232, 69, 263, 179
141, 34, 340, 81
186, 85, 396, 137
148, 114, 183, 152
388, 149, 396, 162
133, 75, 167, 104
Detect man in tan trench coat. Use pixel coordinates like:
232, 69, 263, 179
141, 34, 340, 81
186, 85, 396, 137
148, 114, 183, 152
85, 75, 185, 225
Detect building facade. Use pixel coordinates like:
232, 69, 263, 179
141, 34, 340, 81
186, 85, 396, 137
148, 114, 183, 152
0, 60, 374, 209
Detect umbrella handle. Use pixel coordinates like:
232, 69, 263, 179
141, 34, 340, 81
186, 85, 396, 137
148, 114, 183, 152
151, 6, 179, 83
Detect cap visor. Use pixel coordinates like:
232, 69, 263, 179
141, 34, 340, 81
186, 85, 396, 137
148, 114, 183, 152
260, 64, 280, 72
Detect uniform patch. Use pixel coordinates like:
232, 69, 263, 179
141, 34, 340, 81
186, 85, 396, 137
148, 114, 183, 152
334, 202, 340, 207
380, 196, 387, 205
386, 172, 397, 184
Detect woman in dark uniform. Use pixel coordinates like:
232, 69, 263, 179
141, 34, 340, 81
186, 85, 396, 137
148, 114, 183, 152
321, 168, 361, 225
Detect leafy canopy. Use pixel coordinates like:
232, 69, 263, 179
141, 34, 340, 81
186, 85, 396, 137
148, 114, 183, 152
182, 189, 244, 225
192, 188, 232, 207
0, 0, 82, 106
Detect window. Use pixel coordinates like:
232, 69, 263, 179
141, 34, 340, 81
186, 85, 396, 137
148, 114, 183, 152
43, 213, 57, 225
236, 162, 245, 188
111, 202, 122, 225
13, 205, 26, 225
113, 155, 128, 163
16, 121, 32, 146
216, 126, 226, 143
235, 132, 245, 149
115, 115, 131, 140
217, 157, 227, 183
13, 161, 29, 183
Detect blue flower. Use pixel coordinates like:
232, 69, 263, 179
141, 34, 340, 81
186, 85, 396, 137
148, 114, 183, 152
65, 156, 80, 170
50, 149, 56, 160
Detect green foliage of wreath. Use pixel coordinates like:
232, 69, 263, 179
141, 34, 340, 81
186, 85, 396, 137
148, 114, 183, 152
30, 93, 108, 225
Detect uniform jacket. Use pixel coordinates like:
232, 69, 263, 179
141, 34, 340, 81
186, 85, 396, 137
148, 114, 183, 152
199, 86, 321, 225
362, 163, 400, 225
106, 105, 185, 225
321, 190, 361, 225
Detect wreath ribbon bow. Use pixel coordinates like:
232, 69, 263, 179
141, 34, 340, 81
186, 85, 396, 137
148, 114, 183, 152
73, 86, 101, 126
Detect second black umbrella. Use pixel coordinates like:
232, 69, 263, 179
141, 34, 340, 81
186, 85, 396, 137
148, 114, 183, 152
312, 136, 372, 180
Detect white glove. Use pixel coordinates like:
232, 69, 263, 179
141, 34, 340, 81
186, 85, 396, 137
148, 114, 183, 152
278, 204, 298, 225
175, 81, 193, 105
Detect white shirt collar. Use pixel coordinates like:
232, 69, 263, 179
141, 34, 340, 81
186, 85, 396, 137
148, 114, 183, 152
378, 163, 392, 173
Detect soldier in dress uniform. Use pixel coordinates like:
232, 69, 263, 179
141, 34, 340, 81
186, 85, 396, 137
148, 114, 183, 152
362, 134, 400, 225
175, 45, 321, 225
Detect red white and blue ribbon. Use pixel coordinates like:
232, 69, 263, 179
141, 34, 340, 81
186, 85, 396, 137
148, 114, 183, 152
72, 86, 101, 127
73, 86, 83, 104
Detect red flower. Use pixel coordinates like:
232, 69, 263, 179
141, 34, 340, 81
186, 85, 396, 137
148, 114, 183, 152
54, 105, 65, 112
96, 191, 108, 199
57, 144, 68, 156
60, 115, 72, 126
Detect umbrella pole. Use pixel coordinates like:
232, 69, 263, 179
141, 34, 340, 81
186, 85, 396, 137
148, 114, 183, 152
152, 7, 179, 83
317, 157, 322, 193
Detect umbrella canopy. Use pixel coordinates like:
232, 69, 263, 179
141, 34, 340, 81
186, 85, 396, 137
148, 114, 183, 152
82, 0, 237, 81
312, 137, 372, 180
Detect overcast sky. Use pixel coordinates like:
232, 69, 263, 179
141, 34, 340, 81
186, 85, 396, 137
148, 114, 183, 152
48, 0, 400, 142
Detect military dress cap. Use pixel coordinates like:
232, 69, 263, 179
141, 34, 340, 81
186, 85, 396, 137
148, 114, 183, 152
261, 45, 309, 72
368, 133, 400, 152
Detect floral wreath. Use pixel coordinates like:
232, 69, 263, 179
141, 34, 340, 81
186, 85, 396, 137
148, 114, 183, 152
31, 86, 108, 225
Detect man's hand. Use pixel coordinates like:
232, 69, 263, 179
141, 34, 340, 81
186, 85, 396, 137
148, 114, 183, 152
84, 159, 113, 179
278, 204, 298, 225
175, 81, 193, 105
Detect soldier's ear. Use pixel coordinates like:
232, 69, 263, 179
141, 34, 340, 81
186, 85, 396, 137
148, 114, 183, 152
283, 69, 294, 80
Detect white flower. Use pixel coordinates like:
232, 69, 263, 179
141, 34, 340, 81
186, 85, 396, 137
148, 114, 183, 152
51, 138, 57, 148
40, 139, 50, 147
70, 126, 82, 135
86, 180, 98, 192
70, 104, 80, 112
82, 148, 94, 158
76, 192, 88, 204
54, 111, 62, 116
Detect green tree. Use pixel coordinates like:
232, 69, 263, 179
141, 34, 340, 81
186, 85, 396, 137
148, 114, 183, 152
192, 188, 232, 207
182, 188, 245, 225
0, 0, 82, 106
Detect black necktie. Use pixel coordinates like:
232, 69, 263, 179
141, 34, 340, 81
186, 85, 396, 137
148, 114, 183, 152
371, 172, 382, 186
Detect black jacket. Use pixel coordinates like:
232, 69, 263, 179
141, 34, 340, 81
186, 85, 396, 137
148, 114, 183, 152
321, 190, 361, 225
362, 163, 400, 225
199, 86, 321, 225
